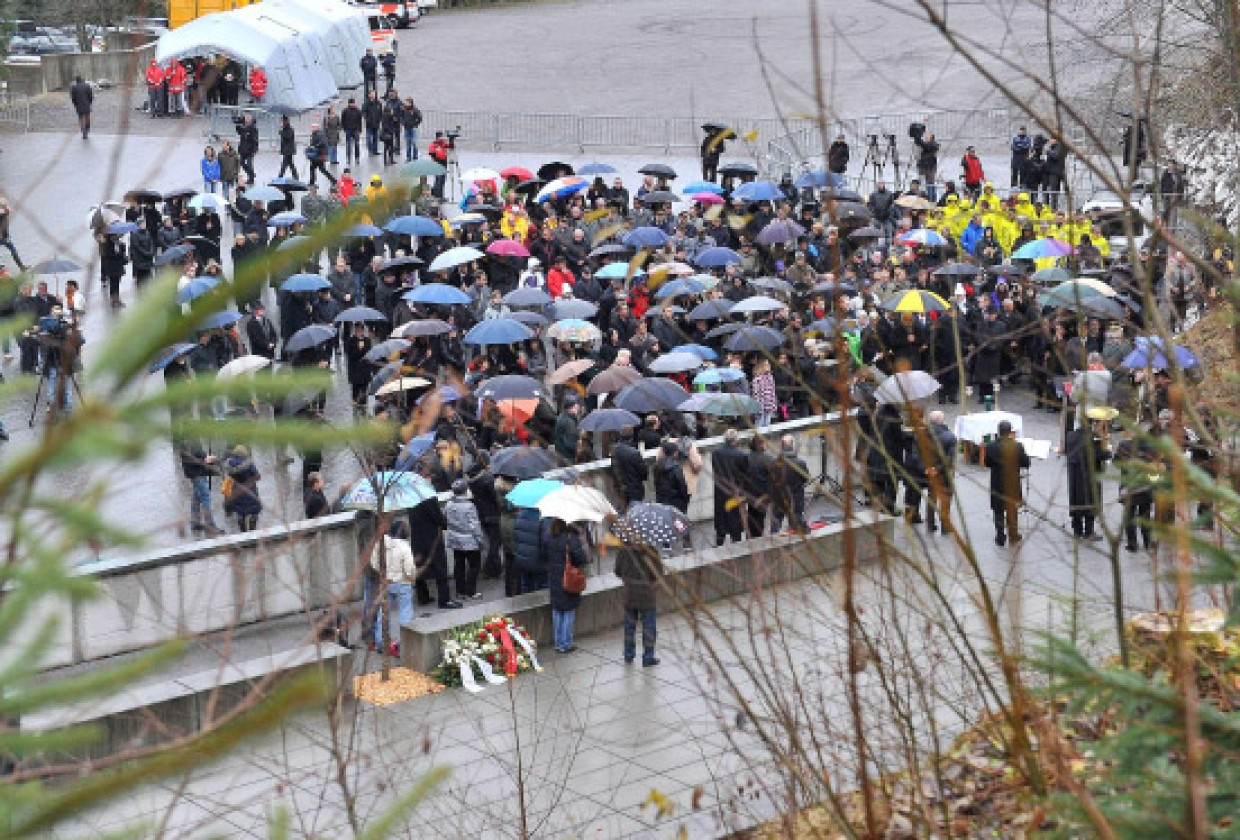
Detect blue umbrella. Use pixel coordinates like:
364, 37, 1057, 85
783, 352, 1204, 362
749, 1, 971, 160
550, 299, 598, 320
32, 258, 83, 275
674, 343, 718, 361
334, 306, 388, 323
276, 235, 312, 252
724, 325, 786, 352
693, 367, 746, 386
623, 227, 669, 249
344, 223, 384, 238
578, 407, 641, 433
464, 318, 534, 346
284, 324, 337, 354
198, 309, 242, 330
577, 162, 617, 176
807, 318, 838, 337
106, 221, 139, 235
404, 283, 472, 305
506, 477, 565, 507
154, 243, 196, 267
245, 186, 285, 203
147, 342, 196, 373
733, 180, 783, 202
341, 471, 438, 511
385, 215, 445, 237
695, 247, 742, 268
280, 273, 331, 293
177, 276, 221, 304
794, 170, 846, 189
394, 434, 438, 472
268, 211, 307, 228
417, 385, 463, 405
681, 180, 723, 195
511, 310, 549, 327
614, 379, 690, 413
656, 276, 710, 299
504, 287, 553, 307
1119, 337, 1199, 370
688, 299, 735, 321
596, 262, 644, 280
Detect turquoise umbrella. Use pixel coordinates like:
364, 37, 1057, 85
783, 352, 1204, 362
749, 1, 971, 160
341, 471, 437, 511
506, 478, 564, 508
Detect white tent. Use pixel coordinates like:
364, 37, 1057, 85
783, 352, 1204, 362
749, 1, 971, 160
155, 13, 335, 113
271, 0, 370, 90
230, 4, 338, 106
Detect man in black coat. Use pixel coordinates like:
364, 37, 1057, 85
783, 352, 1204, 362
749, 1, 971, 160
742, 435, 774, 538
245, 302, 278, 359
362, 90, 384, 157
1064, 417, 1112, 540
341, 97, 363, 165
69, 76, 93, 139
408, 491, 462, 609
360, 48, 378, 98
771, 434, 809, 533
984, 420, 1029, 545
236, 114, 259, 184
711, 429, 748, 545
611, 427, 649, 510
467, 456, 504, 579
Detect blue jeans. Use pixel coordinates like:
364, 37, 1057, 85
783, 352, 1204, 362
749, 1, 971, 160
361, 574, 378, 646
552, 608, 576, 651
328, 144, 338, 164
365, 126, 379, 155
404, 128, 418, 161
147, 87, 163, 115
345, 130, 360, 163
190, 475, 217, 529
203, 181, 217, 194
375, 582, 414, 647
624, 608, 658, 664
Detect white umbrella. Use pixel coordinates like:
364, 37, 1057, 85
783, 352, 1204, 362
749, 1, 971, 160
648, 261, 695, 278
86, 205, 120, 233
217, 355, 271, 379
731, 295, 788, 315
647, 351, 704, 374
460, 167, 501, 184
873, 370, 941, 405
375, 376, 433, 398
535, 485, 616, 524
189, 193, 229, 212
428, 246, 486, 273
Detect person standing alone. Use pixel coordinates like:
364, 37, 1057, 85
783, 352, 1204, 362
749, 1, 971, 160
69, 76, 93, 139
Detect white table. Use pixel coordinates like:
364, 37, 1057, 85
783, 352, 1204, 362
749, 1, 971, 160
953, 410, 1024, 446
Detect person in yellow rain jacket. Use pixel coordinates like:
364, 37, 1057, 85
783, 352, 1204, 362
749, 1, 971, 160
500, 203, 530, 241
365, 173, 388, 204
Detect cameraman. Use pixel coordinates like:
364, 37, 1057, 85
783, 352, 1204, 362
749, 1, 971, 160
38, 304, 79, 416
429, 131, 451, 198
910, 123, 940, 201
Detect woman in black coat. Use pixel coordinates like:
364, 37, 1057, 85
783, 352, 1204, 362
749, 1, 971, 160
541, 518, 587, 653
277, 115, 298, 179
408, 494, 462, 609
344, 325, 373, 409
99, 233, 128, 308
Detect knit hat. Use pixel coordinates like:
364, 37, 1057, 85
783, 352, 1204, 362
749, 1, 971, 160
452, 478, 470, 496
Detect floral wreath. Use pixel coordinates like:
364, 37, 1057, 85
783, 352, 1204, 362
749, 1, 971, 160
433, 615, 542, 691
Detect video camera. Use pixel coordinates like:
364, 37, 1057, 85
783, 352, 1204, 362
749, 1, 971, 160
37, 315, 70, 338
908, 122, 926, 140
1032, 133, 1048, 153
444, 125, 462, 149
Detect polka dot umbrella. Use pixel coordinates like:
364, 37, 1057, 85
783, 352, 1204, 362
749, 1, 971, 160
616, 502, 692, 548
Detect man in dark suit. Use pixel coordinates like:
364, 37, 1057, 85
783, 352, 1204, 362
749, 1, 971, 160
771, 434, 809, 533
611, 427, 649, 510
984, 420, 1029, 545
245, 302, 278, 359
711, 429, 749, 545
1064, 416, 1112, 540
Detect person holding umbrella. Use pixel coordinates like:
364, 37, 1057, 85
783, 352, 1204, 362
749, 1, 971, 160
611, 518, 666, 667
177, 437, 223, 537
541, 516, 589, 653
98, 231, 128, 309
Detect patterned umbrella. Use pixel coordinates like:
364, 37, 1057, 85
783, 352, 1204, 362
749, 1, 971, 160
615, 502, 691, 548
690, 392, 762, 416
476, 374, 547, 401
896, 228, 948, 247
547, 318, 602, 342
873, 371, 941, 405
341, 472, 437, 511
882, 289, 950, 314
1011, 238, 1075, 260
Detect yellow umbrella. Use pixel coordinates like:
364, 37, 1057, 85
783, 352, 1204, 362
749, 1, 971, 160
881, 289, 950, 314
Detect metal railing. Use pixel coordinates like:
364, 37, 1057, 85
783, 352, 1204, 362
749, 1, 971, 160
0, 93, 32, 132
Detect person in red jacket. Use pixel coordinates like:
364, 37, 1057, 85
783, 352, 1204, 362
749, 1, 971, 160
960, 145, 985, 198
428, 132, 451, 198
546, 255, 575, 299
145, 59, 165, 117
249, 66, 268, 103
338, 169, 358, 204
166, 60, 188, 116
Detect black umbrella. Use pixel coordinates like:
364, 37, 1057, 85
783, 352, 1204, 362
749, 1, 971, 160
831, 202, 872, 221
578, 407, 641, 433
514, 178, 547, 195
932, 263, 982, 277
460, 204, 503, 220
163, 186, 198, 200
537, 161, 574, 181
642, 190, 680, 204
847, 226, 883, 241
154, 243, 195, 266
393, 318, 452, 338
985, 263, 1028, 277
823, 187, 863, 202
476, 374, 547, 401
284, 325, 337, 354
364, 338, 411, 363
701, 122, 735, 137
718, 162, 758, 177
705, 322, 742, 340
510, 310, 549, 327
688, 299, 735, 321
380, 256, 424, 273
269, 178, 309, 192
589, 243, 633, 260
638, 163, 677, 179
491, 446, 557, 479
125, 188, 162, 203
813, 280, 858, 295
613, 379, 690, 413
614, 502, 691, 547
724, 325, 786, 352
334, 306, 388, 324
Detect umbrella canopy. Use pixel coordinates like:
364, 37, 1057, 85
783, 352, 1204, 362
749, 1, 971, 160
394, 433, 439, 472
106, 221, 139, 235
514, 178, 547, 195
1076, 296, 1127, 320
673, 343, 719, 361
638, 163, 677, 179
642, 190, 680, 205
284, 324, 337, 354
476, 374, 547, 401
848, 226, 883, 241
749, 276, 794, 295
755, 219, 806, 244
806, 318, 838, 337
693, 192, 725, 205
586, 365, 643, 395
464, 318, 534, 346
1012, 238, 1075, 260
933, 263, 983, 277
177, 275, 221, 304
688, 299, 735, 321
537, 161, 575, 180
31, 257, 84, 275
268, 211, 307, 228
731, 295, 787, 315
364, 338, 411, 363
694, 247, 742, 268
392, 319, 452, 338
334, 306, 388, 324
491, 446, 558, 479
895, 194, 937, 210
577, 162, 616, 176
217, 354, 271, 379
717, 161, 758, 177
578, 407, 641, 433
656, 276, 712, 300
268, 177, 307, 191
535, 485, 616, 524
647, 351, 704, 374
1119, 337, 1199, 370
873, 370, 941, 405
724, 325, 786, 352
461, 166, 501, 184
125, 188, 162, 203
487, 239, 531, 258
280, 273, 331, 293
276, 236, 312, 252
794, 170, 846, 189
399, 159, 448, 178
1032, 266, 1073, 283
341, 472, 437, 512
831, 202, 873, 221
589, 242, 633, 260
245, 186, 285, 203
450, 213, 487, 228
535, 176, 589, 203
596, 262, 643, 280
623, 227, 669, 249
198, 309, 242, 330
428, 246, 486, 272
813, 280, 857, 295
506, 478, 565, 508
614, 378, 689, 412
897, 229, 948, 247
824, 187, 864, 202
550, 299, 599, 320
504, 287, 553, 307
404, 283, 472, 306
385, 215, 445, 237
380, 256, 424, 274
375, 376, 433, 398
547, 358, 596, 385
882, 289, 950, 313
690, 392, 762, 416
682, 180, 723, 195
154, 244, 196, 267
343, 223, 384, 238
732, 180, 783, 202
147, 343, 196, 373
693, 367, 746, 386
163, 186, 199, 199
547, 318, 602, 343
705, 322, 742, 340
510, 310, 550, 327
615, 501, 691, 546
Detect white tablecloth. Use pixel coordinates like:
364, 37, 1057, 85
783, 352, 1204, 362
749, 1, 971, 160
953, 411, 1024, 445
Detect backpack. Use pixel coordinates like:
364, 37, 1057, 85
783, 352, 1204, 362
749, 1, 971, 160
220, 475, 235, 499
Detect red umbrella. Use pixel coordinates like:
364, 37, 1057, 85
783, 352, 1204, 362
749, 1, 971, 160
500, 166, 534, 181
486, 239, 531, 258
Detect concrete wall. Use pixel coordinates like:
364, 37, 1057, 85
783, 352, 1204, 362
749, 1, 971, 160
43, 412, 851, 672
42, 41, 156, 91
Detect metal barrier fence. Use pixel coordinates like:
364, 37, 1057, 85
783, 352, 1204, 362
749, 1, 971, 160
206, 104, 285, 149
0, 93, 32, 132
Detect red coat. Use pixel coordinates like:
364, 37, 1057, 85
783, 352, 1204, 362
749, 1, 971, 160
547, 267, 575, 299
145, 62, 164, 88
339, 176, 357, 204
167, 63, 187, 94
249, 68, 268, 99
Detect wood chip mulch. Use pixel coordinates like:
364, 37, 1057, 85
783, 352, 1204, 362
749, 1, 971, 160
353, 668, 444, 706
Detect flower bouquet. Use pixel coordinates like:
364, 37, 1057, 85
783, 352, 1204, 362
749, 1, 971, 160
433, 614, 542, 691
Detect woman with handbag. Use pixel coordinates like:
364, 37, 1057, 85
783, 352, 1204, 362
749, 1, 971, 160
541, 517, 588, 653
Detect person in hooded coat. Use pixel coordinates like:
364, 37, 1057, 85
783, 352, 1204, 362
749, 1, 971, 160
541, 517, 588, 653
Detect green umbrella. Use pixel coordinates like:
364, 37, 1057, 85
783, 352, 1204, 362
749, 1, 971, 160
400, 159, 447, 179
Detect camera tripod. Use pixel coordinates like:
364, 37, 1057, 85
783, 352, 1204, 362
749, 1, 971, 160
862, 134, 907, 189
445, 142, 461, 202
28, 365, 82, 426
